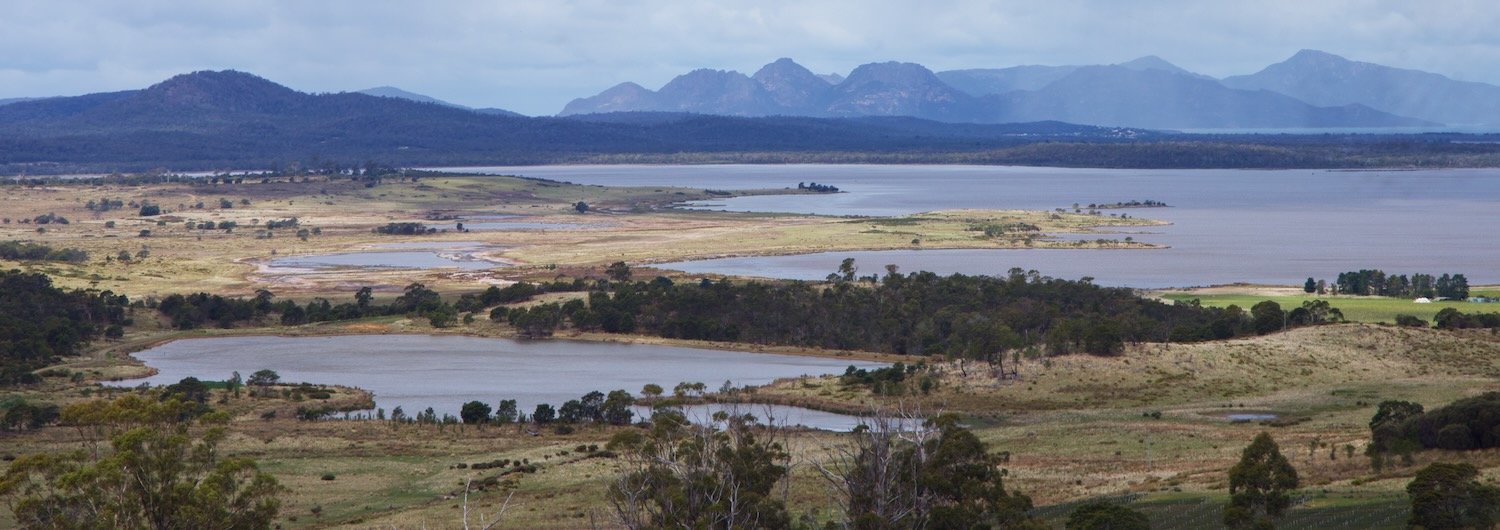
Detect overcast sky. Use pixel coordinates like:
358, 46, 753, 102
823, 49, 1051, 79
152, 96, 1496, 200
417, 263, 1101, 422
3, 0, 1499, 115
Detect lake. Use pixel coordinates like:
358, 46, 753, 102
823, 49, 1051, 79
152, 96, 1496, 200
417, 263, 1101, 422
439, 165, 1500, 287
115, 335, 884, 430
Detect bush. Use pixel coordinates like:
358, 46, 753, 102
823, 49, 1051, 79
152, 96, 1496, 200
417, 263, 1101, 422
1066, 501, 1150, 530
1437, 424, 1475, 450
1394, 314, 1428, 328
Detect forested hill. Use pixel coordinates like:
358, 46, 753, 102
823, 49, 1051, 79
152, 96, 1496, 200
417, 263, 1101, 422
2, 70, 1499, 174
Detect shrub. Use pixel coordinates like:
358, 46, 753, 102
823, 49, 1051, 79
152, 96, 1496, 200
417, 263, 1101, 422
1394, 314, 1428, 328
1437, 424, 1475, 450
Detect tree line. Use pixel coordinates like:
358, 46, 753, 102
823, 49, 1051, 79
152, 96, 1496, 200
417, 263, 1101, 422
491, 263, 1341, 360
456, 389, 637, 429
0, 240, 88, 263
1326, 269, 1471, 299
157, 280, 591, 331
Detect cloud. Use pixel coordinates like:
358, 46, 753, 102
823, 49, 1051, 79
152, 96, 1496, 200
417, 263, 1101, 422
1, 0, 1498, 115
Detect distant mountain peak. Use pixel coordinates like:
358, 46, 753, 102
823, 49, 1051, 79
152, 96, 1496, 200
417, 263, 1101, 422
149, 70, 288, 92
752, 58, 833, 112
559, 82, 661, 116
1116, 56, 1210, 79
1222, 49, 1500, 126
841, 61, 946, 88
139, 70, 300, 112
1119, 55, 1179, 71
656, 69, 779, 116
830, 61, 979, 120
1289, 49, 1347, 62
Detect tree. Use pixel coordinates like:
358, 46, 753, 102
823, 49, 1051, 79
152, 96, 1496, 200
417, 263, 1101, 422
163, 377, 211, 405
507, 303, 563, 338
609, 409, 791, 530
1303, 278, 1316, 294
1407, 462, 1500, 530
602, 390, 636, 426
1250, 300, 1285, 335
571, 391, 605, 420
460, 400, 492, 424
816, 412, 1038, 529
247, 369, 280, 387
355, 286, 374, 309
606, 261, 632, 282
837, 257, 858, 283
1225, 432, 1299, 529
558, 399, 586, 424
495, 399, 518, 424
0, 396, 283, 529
1066, 501, 1151, 530
532, 403, 556, 424
1369, 400, 1424, 453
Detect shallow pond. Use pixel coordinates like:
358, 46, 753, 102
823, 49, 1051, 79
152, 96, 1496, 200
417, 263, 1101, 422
446, 216, 593, 231
439, 165, 1500, 287
268, 245, 506, 272
114, 335, 885, 431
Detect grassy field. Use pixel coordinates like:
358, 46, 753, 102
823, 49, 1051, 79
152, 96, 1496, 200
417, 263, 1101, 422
1157, 291, 1489, 324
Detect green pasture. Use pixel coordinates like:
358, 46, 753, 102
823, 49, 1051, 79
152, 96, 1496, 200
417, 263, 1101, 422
1158, 293, 1493, 324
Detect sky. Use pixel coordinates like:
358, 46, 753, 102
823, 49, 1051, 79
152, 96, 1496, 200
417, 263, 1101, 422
3, 0, 1500, 116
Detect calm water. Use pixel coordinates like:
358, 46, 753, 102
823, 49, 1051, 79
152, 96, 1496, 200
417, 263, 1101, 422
115, 335, 883, 430
441, 165, 1500, 287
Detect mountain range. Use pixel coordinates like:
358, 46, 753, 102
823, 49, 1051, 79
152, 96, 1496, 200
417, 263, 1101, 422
559, 51, 1500, 129
0, 69, 1162, 172
1, 53, 1499, 173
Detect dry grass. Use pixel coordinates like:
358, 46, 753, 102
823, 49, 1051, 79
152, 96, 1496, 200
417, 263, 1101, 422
6, 324, 1500, 527
0, 177, 1162, 300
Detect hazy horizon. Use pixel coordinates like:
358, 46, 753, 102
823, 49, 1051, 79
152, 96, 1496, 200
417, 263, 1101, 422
4, 1, 1500, 115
